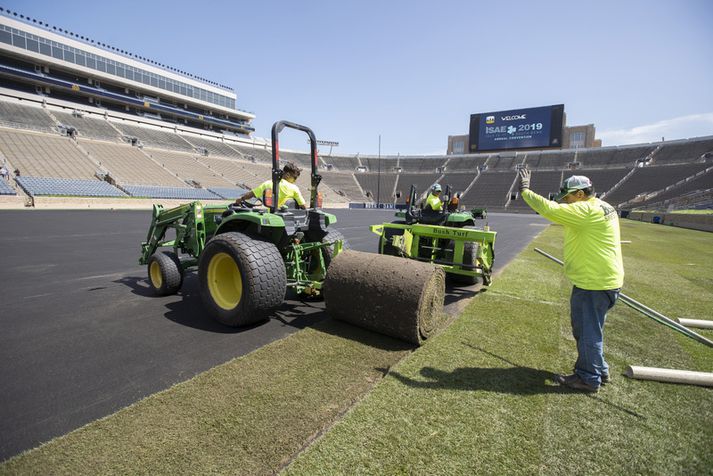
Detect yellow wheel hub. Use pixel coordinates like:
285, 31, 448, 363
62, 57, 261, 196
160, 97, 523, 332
149, 261, 163, 288
207, 252, 243, 310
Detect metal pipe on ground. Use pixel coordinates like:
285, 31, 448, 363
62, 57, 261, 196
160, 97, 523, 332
624, 366, 713, 387
533, 247, 713, 349
677, 318, 713, 330
324, 250, 447, 346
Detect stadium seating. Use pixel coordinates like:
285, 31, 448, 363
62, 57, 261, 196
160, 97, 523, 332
0, 100, 58, 133
0, 129, 99, 179
207, 187, 250, 200
319, 171, 364, 201
396, 157, 445, 173
462, 171, 516, 207
181, 135, 246, 160
604, 163, 711, 205
111, 122, 194, 152
508, 170, 564, 209
486, 153, 520, 170
16, 176, 126, 197
392, 173, 441, 203
0, 177, 16, 195
80, 140, 186, 186
445, 155, 489, 172
440, 173, 478, 196
357, 173, 399, 203
653, 138, 713, 164
52, 110, 121, 141
324, 155, 361, 171
628, 166, 713, 208
121, 185, 219, 200
229, 143, 272, 162
577, 145, 655, 168
196, 156, 268, 188
145, 149, 235, 187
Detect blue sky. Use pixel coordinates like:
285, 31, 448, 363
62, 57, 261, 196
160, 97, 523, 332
7, 0, 713, 154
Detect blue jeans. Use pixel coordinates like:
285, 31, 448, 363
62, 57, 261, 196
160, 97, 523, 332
570, 286, 620, 387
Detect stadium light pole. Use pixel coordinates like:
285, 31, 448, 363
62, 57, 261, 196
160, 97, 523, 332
377, 134, 381, 207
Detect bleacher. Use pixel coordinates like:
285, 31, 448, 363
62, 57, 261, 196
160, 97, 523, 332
486, 154, 520, 170
121, 185, 219, 200
197, 156, 267, 188
230, 143, 272, 163
145, 149, 234, 187
0, 101, 58, 133
445, 155, 489, 172
207, 187, 250, 200
0, 177, 16, 195
16, 176, 126, 197
111, 122, 194, 152
52, 110, 121, 141
462, 171, 516, 207
0, 129, 99, 179
654, 138, 713, 164
525, 151, 574, 170
356, 173, 399, 202
181, 135, 245, 160
604, 162, 711, 205
80, 140, 186, 186
326, 155, 361, 171
396, 157, 446, 173
392, 173, 441, 203
627, 166, 713, 208
319, 171, 364, 201
361, 157, 400, 172
509, 170, 564, 209
440, 173, 477, 196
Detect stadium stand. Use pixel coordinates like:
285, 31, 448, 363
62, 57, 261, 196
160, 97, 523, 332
361, 157, 401, 172
79, 140, 186, 186
604, 162, 712, 205
121, 185, 219, 200
196, 156, 268, 188
145, 149, 234, 187
525, 151, 574, 170
463, 171, 516, 208
325, 155, 360, 171
577, 145, 655, 168
229, 143, 272, 163
653, 138, 713, 164
0, 100, 58, 133
392, 173, 441, 203
51, 110, 121, 141
627, 166, 713, 208
486, 153, 520, 170
319, 171, 364, 201
440, 173, 478, 196
207, 187, 250, 200
111, 122, 194, 152
578, 168, 632, 196
16, 176, 126, 197
445, 155, 489, 172
181, 135, 246, 160
0, 176, 16, 195
357, 173, 399, 202
509, 170, 564, 209
396, 157, 445, 173
0, 129, 99, 179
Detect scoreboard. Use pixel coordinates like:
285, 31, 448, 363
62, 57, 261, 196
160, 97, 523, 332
468, 104, 564, 152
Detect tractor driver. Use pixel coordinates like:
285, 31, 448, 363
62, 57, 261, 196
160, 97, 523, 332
234, 161, 306, 209
423, 184, 444, 212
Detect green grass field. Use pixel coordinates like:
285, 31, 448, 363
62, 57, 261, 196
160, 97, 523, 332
2, 220, 711, 475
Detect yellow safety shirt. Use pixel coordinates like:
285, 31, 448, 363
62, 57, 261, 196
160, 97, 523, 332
522, 189, 624, 290
425, 193, 443, 211
252, 179, 306, 208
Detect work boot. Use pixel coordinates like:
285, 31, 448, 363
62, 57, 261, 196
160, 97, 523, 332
557, 372, 610, 385
601, 373, 610, 385
555, 373, 599, 393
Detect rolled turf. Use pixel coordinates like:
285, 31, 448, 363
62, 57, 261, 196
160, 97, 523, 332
324, 250, 446, 345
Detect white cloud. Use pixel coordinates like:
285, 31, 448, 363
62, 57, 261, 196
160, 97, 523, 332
598, 113, 713, 146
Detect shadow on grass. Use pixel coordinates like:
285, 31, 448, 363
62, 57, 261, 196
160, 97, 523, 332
311, 319, 416, 352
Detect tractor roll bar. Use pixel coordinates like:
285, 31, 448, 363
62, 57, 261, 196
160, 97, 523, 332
271, 121, 321, 213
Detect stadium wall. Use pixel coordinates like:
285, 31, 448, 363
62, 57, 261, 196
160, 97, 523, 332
626, 211, 713, 233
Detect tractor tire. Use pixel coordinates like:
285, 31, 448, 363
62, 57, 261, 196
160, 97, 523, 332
198, 232, 286, 327
147, 251, 183, 296
378, 221, 405, 256
322, 229, 349, 268
450, 226, 479, 286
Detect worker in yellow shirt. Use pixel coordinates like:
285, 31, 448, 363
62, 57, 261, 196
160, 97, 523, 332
424, 184, 444, 212
518, 169, 624, 393
234, 162, 306, 209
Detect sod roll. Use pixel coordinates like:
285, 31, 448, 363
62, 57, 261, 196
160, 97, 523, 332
324, 250, 446, 345
624, 366, 713, 387
677, 318, 713, 330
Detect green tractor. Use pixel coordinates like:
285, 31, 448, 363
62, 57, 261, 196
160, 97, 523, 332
139, 121, 347, 327
370, 184, 496, 285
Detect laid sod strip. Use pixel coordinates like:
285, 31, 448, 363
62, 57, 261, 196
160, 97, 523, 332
286, 221, 713, 475
1, 320, 412, 475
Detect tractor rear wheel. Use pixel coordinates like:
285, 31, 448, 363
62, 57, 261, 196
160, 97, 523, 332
147, 251, 183, 296
198, 232, 286, 327
450, 226, 479, 286
322, 229, 349, 268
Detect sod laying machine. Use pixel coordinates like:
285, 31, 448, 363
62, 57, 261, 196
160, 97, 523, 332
370, 184, 497, 286
139, 121, 447, 345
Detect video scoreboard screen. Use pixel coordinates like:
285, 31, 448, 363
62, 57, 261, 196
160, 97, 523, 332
468, 104, 564, 152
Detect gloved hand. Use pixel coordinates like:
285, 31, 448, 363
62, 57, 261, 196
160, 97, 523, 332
518, 168, 531, 192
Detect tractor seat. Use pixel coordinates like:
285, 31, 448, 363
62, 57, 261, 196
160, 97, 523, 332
418, 210, 450, 226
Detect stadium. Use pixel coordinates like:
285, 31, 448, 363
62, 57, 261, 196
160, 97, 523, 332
0, 4, 711, 475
